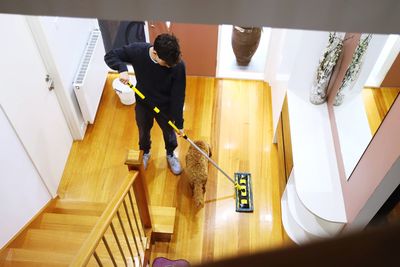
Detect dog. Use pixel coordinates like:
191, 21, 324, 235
185, 140, 212, 208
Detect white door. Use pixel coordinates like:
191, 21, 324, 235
0, 14, 72, 196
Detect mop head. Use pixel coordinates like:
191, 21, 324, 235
235, 172, 254, 212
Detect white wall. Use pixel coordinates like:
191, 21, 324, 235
217, 25, 270, 80
365, 35, 400, 87
39, 17, 98, 92
266, 29, 329, 142
0, 13, 83, 247
287, 30, 330, 97
0, 106, 51, 248
0, 13, 73, 196
265, 29, 285, 142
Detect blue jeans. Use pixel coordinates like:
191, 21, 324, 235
135, 102, 177, 155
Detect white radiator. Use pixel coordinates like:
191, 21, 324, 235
73, 29, 108, 124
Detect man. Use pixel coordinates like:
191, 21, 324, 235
104, 33, 186, 175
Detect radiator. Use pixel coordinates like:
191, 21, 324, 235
73, 29, 108, 124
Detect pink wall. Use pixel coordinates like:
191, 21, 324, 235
381, 53, 400, 87
342, 96, 400, 222
327, 33, 400, 224
148, 22, 218, 76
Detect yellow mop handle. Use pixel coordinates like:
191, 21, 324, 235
126, 81, 188, 137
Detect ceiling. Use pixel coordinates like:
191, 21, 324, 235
0, 0, 399, 34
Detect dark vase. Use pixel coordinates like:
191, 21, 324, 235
231, 26, 262, 66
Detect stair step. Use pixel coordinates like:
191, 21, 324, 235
86, 256, 133, 267
20, 229, 89, 253
1, 196, 160, 266
4, 248, 73, 266
53, 199, 106, 216
33, 213, 99, 232
149, 206, 176, 241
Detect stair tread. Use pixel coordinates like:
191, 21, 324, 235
149, 206, 176, 234
5, 248, 73, 266
53, 199, 106, 216
3, 198, 161, 266
20, 229, 89, 253
33, 212, 99, 232
2, 261, 69, 267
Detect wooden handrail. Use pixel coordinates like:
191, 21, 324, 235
69, 171, 138, 267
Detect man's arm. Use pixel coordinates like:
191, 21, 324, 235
104, 45, 134, 84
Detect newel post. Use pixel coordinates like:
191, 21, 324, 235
125, 150, 152, 229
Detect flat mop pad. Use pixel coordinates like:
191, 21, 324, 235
235, 172, 254, 212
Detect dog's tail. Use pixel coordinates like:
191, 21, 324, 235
193, 184, 204, 208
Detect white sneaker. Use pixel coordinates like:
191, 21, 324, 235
143, 152, 151, 170
167, 154, 182, 175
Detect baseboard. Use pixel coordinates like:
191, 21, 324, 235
79, 121, 88, 140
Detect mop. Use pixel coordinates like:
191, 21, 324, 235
126, 82, 254, 212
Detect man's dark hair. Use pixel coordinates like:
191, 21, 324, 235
154, 33, 181, 67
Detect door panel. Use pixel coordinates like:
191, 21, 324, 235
0, 14, 72, 196
149, 21, 218, 77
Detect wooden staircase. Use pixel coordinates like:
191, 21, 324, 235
0, 150, 176, 267
1, 199, 103, 266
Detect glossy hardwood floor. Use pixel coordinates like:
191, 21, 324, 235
363, 87, 400, 135
58, 74, 291, 266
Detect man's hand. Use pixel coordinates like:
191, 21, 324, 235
177, 129, 185, 138
119, 71, 130, 85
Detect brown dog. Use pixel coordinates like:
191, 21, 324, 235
185, 140, 212, 208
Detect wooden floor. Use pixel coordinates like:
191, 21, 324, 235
363, 87, 400, 135
58, 74, 291, 265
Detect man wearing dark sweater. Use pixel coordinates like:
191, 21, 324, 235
104, 33, 186, 175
